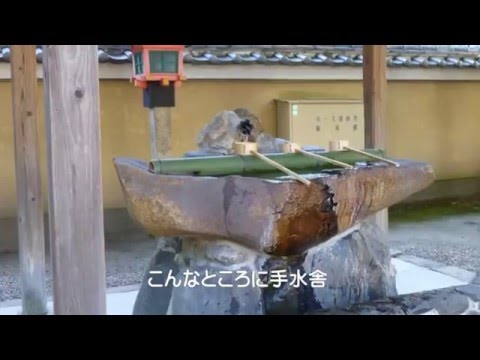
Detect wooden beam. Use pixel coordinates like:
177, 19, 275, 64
363, 45, 389, 232
43, 45, 106, 315
363, 45, 387, 149
10, 45, 47, 315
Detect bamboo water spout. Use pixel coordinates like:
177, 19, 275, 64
148, 149, 386, 176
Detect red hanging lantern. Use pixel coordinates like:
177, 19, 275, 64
131, 45, 186, 89
131, 45, 186, 108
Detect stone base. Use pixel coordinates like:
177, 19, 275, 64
133, 222, 397, 315
310, 284, 480, 315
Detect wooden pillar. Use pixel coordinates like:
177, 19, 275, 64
10, 45, 47, 315
43, 45, 106, 315
149, 107, 171, 159
363, 45, 389, 232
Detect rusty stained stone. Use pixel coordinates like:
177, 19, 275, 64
324, 162, 435, 233
113, 157, 434, 256
270, 183, 338, 256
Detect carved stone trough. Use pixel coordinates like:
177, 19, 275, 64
115, 156, 434, 256
113, 151, 435, 315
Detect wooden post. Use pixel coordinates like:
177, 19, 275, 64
148, 107, 172, 159
10, 45, 47, 315
43, 45, 106, 315
363, 45, 389, 232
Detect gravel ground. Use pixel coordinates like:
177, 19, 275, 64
0, 238, 156, 303
389, 214, 480, 273
391, 244, 480, 272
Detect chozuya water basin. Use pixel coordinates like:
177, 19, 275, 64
113, 150, 434, 257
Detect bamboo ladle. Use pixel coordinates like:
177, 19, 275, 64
342, 146, 400, 167
281, 142, 354, 169
328, 140, 399, 167
233, 141, 311, 186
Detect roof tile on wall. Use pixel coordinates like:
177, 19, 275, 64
1, 45, 480, 69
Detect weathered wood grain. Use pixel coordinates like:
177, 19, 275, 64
10, 45, 47, 315
43, 45, 106, 315
363, 45, 389, 232
363, 45, 387, 150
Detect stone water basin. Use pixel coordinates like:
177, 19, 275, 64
114, 157, 434, 257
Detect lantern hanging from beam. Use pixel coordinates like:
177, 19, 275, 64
131, 45, 186, 108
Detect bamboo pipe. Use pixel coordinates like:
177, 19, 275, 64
234, 142, 311, 185
148, 149, 388, 176
343, 146, 400, 167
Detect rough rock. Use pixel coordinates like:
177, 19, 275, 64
195, 109, 286, 155
132, 237, 182, 315
455, 284, 480, 301
302, 221, 397, 312
233, 108, 264, 134
473, 275, 480, 285
310, 284, 480, 315
134, 238, 266, 315
256, 132, 288, 154
132, 222, 396, 315
196, 111, 242, 155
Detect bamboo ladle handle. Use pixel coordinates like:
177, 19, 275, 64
295, 148, 354, 169
250, 150, 311, 186
282, 142, 353, 169
343, 146, 400, 167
